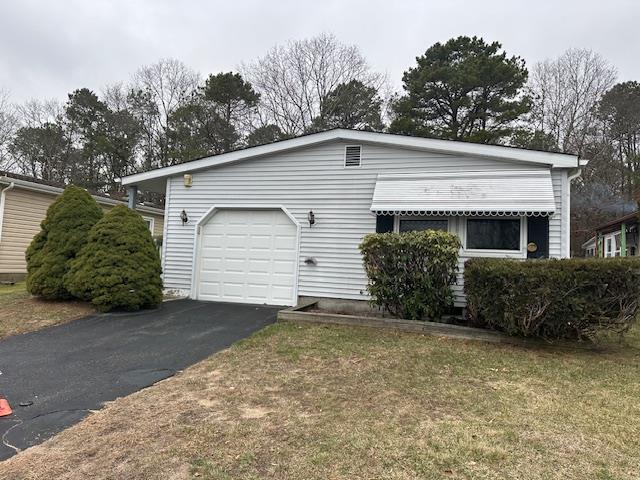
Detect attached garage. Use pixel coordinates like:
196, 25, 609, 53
194, 207, 299, 306
121, 129, 584, 308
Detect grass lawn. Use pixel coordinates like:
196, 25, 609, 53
1, 319, 639, 479
0, 282, 94, 339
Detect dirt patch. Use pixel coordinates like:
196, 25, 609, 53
0, 283, 94, 339
240, 406, 272, 419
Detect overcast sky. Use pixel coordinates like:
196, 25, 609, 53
0, 0, 638, 103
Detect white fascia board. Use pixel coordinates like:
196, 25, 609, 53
0, 175, 164, 216
120, 129, 581, 186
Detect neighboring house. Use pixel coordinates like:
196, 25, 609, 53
582, 211, 639, 257
121, 129, 585, 307
0, 172, 165, 282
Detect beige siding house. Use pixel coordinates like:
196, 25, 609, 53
0, 172, 164, 282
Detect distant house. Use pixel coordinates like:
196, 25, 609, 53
121, 129, 585, 307
0, 172, 165, 282
583, 211, 639, 258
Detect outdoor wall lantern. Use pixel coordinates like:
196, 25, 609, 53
183, 174, 193, 187
307, 210, 315, 226
180, 209, 189, 225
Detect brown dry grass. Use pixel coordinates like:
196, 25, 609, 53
2, 320, 640, 480
0, 282, 94, 339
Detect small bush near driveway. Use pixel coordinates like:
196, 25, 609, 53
26, 185, 103, 300
66, 205, 163, 312
360, 230, 460, 320
464, 257, 640, 341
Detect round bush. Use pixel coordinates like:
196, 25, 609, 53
66, 204, 163, 312
26, 185, 103, 299
360, 230, 461, 320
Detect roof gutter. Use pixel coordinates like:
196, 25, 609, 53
0, 181, 16, 243
562, 166, 584, 258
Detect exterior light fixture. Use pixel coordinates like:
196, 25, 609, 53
307, 210, 315, 226
180, 209, 189, 225
183, 174, 193, 187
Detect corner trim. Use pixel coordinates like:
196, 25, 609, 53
0, 182, 15, 243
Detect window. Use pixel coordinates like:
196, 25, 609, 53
466, 218, 521, 251
399, 218, 448, 233
142, 216, 154, 234
344, 145, 361, 167
604, 232, 621, 257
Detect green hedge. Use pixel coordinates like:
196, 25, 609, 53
360, 230, 461, 320
464, 257, 640, 341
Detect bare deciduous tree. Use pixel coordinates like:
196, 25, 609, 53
132, 58, 200, 167
529, 48, 616, 155
243, 33, 384, 135
15, 98, 63, 128
0, 89, 18, 170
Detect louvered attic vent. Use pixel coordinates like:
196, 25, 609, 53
344, 145, 361, 167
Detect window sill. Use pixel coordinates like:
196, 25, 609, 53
461, 249, 526, 259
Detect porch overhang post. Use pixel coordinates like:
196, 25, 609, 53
597, 233, 603, 257
621, 223, 627, 257
127, 185, 138, 209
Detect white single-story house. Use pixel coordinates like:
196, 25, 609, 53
121, 129, 585, 307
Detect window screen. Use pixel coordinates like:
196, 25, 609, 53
399, 219, 448, 233
466, 218, 520, 250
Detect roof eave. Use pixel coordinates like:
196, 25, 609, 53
120, 129, 580, 187
1, 174, 164, 215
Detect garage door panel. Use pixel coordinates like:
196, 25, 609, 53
271, 273, 295, 285
199, 282, 221, 296
197, 209, 298, 306
273, 260, 296, 274
201, 258, 222, 272
221, 283, 245, 297
270, 286, 294, 303
249, 236, 271, 248
246, 258, 271, 272
202, 236, 223, 248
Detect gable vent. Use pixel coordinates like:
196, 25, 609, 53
344, 145, 362, 167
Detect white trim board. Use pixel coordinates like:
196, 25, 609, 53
120, 129, 583, 189
0, 182, 16, 243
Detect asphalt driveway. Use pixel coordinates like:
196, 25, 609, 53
0, 299, 278, 461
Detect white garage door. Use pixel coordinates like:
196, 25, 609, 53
196, 209, 298, 306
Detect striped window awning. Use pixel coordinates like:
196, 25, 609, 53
370, 170, 556, 217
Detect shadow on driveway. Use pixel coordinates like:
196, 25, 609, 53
0, 299, 278, 461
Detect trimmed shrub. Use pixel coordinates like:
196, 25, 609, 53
464, 257, 640, 341
26, 186, 103, 299
66, 204, 163, 312
359, 230, 461, 320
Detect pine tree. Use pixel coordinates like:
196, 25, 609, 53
26, 185, 103, 299
66, 205, 163, 312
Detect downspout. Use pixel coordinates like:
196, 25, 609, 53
565, 165, 582, 258
0, 182, 16, 243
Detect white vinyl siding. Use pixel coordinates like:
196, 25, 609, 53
162, 140, 569, 306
